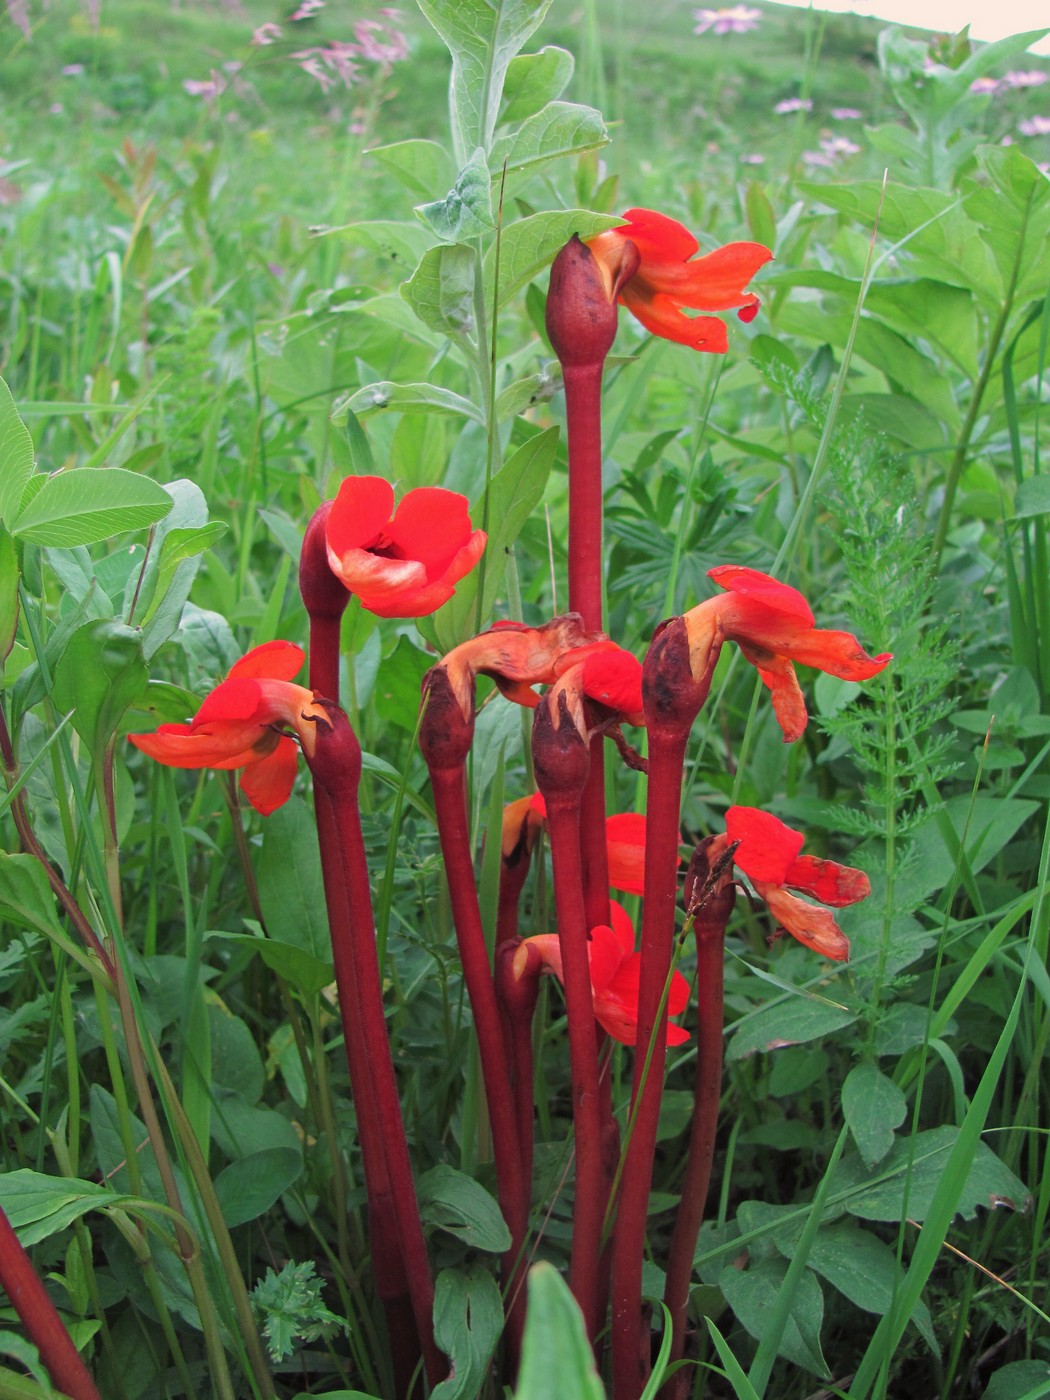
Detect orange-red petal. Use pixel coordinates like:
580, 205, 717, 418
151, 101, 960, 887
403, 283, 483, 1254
757, 882, 851, 961
606, 812, 647, 895
784, 854, 870, 907
326, 475, 395, 555
239, 736, 300, 815
228, 640, 306, 683
725, 806, 803, 885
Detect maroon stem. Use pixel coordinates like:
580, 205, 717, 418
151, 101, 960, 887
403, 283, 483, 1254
610, 726, 690, 1400
0, 1205, 102, 1400
564, 363, 606, 633
307, 720, 444, 1392
308, 612, 343, 706
543, 794, 607, 1341
426, 764, 528, 1353
661, 913, 727, 1391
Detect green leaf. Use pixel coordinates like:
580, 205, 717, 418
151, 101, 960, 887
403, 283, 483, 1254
332, 381, 483, 425
909, 795, 1039, 877
839, 1126, 1031, 1223
317, 219, 433, 266
367, 138, 455, 199
428, 426, 558, 651
415, 0, 552, 157
966, 146, 1050, 302
489, 209, 623, 308
52, 620, 147, 759
207, 931, 333, 999
744, 182, 777, 251
720, 1257, 828, 1377
842, 1062, 907, 1168
213, 1147, 303, 1228
400, 243, 477, 338
372, 635, 432, 732
727, 997, 857, 1062
0, 376, 34, 527
1016, 478, 1050, 519
0, 854, 63, 940
417, 148, 495, 242
490, 102, 607, 176
0, 1168, 126, 1246
417, 1164, 511, 1253
502, 46, 575, 124
705, 1319, 761, 1400
981, 1361, 1050, 1400
11, 468, 173, 547
256, 798, 333, 965
514, 1263, 604, 1400
430, 1267, 504, 1400
0, 524, 19, 665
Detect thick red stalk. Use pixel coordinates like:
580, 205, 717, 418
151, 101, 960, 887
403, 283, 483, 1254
301, 499, 349, 705
661, 900, 730, 1392
427, 763, 529, 1350
306, 712, 444, 1391
0, 1205, 102, 1400
543, 792, 607, 1340
610, 727, 690, 1400
564, 362, 606, 633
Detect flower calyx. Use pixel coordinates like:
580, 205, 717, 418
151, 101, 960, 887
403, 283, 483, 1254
546, 232, 641, 369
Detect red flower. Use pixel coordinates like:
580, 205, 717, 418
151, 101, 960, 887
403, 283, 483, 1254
586, 208, 773, 353
553, 640, 645, 725
128, 641, 327, 815
515, 900, 690, 1046
686, 565, 892, 742
725, 806, 870, 961
325, 475, 486, 618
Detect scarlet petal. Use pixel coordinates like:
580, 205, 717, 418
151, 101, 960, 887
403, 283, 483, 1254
784, 854, 871, 907
580, 648, 644, 720
193, 677, 264, 726
229, 640, 305, 683
759, 882, 851, 961
666, 242, 773, 311
737, 644, 809, 742
239, 736, 300, 815
621, 288, 730, 353
385, 487, 474, 577
726, 806, 804, 885
326, 476, 395, 557
708, 566, 814, 629
129, 724, 259, 770
618, 208, 701, 263
588, 923, 627, 996
606, 812, 647, 895
326, 546, 428, 612
608, 898, 635, 955
784, 627, 892, 682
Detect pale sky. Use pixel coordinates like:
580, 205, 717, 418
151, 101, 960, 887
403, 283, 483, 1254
770, 0, 1050, 55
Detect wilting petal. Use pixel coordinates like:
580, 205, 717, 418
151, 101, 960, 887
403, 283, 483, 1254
239, 737, 300, 815
556, 641, 644, 721
737, 642, 809, 743
708, 565, 814, 629
757, 882, 851, 961
780, 626, 892, 681
784, 853, 870, 906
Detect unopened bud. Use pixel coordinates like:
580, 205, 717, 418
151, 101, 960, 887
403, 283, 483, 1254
299, 502, 350, 621
643, 614, 723, 733
419, 664, 475, 772
546, 234, 640, 369
302, 699, 360, 801
532, 690, 589, 803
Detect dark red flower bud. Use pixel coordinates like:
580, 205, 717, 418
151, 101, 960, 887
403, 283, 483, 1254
419, 664, 475, 772
531, 688, 590, 805
682, 834, 737, 939
299, 501, 350, 621
301, 699, 358, 802
546, 233, 640, 369
497, 938, 542, 1026
642, 613, 723, 734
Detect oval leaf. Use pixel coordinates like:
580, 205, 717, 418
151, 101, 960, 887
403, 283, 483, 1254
12, 467, 173, 546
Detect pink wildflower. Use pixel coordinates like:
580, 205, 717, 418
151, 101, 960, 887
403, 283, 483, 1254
1003, 70, 1048, 89
830, 106, 862, 119
775, 96, 813, 115
1019, 115, 1050, 136
820, 134, 861, 158
354, 17, 408, 63
693, 5, 761, 35
291, 0, 325, 18
252, 22, 283, 45
969, 76, 1001, 94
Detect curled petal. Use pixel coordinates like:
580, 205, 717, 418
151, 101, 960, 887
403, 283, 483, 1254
708, 565, 814, 629
780, 626, 892, 682
326, 475, 395, 555
128, 723, 262, 771
784, 853, 870, 907
612, 208, 700, 262
384, 487, 477, 575
325, 547, 429, 614
736, 643, 809, 743
756, 882, 851, 961
620, 290, 729, 353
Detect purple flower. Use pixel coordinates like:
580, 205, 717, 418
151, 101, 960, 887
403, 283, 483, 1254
740, 152, 766, 165
251, 22, 283, 45
969, 77, 1000, 95
820, 134, 860, 158
62, 63, 85, 77
1004, 70, 1048, 89
693, 5, 761, 35
184, 73, 226, 100
802, 150, 834, 167
775, 96, 813, 115
1018, 115, 1050, 136
830, 106, 862, 119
